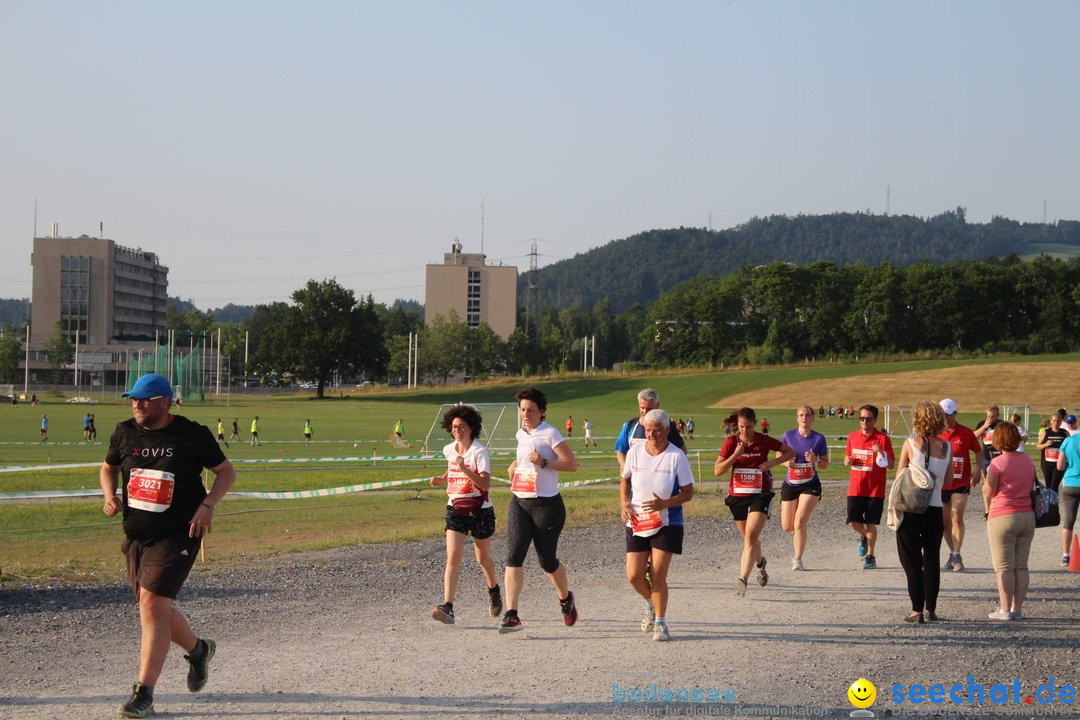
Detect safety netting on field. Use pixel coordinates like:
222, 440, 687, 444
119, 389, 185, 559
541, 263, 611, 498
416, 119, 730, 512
125, 343, 205, 402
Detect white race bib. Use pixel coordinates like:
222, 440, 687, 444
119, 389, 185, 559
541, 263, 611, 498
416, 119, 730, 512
850, 448, 873, 473
511, 468, 538, 498
787, 462, 815, 484
127, 468, 176, 513
732, 468, 764, 495
630, 510, 663, 537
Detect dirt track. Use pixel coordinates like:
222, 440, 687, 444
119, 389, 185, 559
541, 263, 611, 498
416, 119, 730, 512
2, 488, 1078, 719
717, 361, 1080, 414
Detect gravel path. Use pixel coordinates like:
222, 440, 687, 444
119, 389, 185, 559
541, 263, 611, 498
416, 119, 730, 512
2, 487, 1078, 719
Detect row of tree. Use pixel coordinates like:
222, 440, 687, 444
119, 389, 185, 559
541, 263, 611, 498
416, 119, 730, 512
3, 255, 1079, 394
525, 211, 1080, 312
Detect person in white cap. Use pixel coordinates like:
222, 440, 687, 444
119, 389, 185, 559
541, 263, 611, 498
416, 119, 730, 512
937, 399, 982, 573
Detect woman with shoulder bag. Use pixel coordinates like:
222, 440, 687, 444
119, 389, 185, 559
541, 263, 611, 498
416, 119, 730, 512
893, 402, 951, 624
429, 405, 502, 624
982, 422, 1036, 621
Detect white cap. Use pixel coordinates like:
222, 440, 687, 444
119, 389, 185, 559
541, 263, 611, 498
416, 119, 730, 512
940, 398, 957, 415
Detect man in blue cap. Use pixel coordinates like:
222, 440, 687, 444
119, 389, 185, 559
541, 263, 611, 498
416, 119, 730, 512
99, 372, 236, 718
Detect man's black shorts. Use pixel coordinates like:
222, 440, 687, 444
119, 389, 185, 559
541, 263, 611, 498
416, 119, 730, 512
846, 496, 885, 526
122, 528, 201, 600
625, 525, 684, 554
725, 492, 775, 521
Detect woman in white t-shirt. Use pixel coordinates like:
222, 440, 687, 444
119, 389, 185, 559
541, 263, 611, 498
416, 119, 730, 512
499, 387, 579, 634
621, 408, 694, 642
429, 405, 502, 625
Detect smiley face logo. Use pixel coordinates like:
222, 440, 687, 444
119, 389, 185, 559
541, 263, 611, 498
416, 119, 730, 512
848, 678, 876, 709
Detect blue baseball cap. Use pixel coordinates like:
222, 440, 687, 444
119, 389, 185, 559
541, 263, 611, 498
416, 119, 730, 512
122, 373, 174, 400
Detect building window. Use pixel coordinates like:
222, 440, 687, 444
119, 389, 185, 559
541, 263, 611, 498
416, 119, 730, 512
60, 255, 90, 345
466, 269, 481, 327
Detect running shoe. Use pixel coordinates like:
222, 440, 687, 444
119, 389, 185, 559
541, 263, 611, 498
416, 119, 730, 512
499, 612, 523, 634
488, 585, 503, 618
641, 604, 656, 632
118, 683, 154, 718
755, 557, 769, 587
1009, 610, 1024, 620
652, 620, 670, 642
858, 536, 868, 557
944, 553, 956, 571
432, 603, 455, 625
792, 557, 805, 571
735, 577, 747, 597
184, 638, 215, 693
1062, 554, 1070, 567
951, 554, 965, 573
560, 591, 578, 626
862, 555, 877, 570
987, 609, 1012, 621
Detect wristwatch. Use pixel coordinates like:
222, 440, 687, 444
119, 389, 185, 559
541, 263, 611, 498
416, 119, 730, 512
540, 458, 548, 469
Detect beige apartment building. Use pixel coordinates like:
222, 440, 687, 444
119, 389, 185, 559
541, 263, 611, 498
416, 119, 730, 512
26, 234, 168, 386
425, 239, 517, 340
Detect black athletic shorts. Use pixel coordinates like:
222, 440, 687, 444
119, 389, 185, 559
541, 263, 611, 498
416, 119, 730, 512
121, 528, 201, 600
444, 505, 496, 539
780, 480, 822, 502
941, 486, 971, 503
625, 525, 684, 554
846, 496, 884, 526
725, 492, 774, 521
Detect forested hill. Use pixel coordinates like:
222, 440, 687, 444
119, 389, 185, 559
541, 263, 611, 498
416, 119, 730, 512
524, 211, 1080, 313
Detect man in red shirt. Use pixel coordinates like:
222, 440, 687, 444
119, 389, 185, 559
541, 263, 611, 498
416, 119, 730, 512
937, 398, 982, 573
844, 404, 894, 569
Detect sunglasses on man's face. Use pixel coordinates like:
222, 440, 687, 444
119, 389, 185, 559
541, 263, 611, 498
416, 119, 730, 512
132, 395, 165, 404
859, 416, 875, 422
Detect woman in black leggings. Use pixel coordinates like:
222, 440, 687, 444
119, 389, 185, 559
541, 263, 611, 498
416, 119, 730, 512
499, 387, 579, 634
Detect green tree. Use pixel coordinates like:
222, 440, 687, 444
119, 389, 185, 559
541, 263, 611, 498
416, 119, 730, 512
0, 324, 23, 383
45, 321, 74, 384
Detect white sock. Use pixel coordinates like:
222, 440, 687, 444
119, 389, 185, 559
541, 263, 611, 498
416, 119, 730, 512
655, 616, 665, 624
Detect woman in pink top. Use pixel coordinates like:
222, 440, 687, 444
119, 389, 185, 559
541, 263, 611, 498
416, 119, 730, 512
981, 422, 1036, 621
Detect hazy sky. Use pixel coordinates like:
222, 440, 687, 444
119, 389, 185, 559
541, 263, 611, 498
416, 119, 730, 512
2, 1, 1077, 310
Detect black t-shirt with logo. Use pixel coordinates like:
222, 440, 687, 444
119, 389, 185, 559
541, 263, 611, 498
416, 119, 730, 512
105, 415, 227, 541
1041, 428, 1070, 464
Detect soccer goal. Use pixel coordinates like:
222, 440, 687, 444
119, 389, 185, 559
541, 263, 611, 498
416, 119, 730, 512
884, 405, 913, 438
421, 402, 519, 455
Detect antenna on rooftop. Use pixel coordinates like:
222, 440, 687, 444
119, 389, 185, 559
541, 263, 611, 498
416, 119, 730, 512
886, 185, 891, 216
481, 198, 485, 255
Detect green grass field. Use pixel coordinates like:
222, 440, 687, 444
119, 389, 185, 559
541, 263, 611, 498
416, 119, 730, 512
2, 353, 1073, 583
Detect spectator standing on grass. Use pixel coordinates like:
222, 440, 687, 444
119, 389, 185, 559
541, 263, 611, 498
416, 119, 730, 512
565, 415, 573, 438
89, 414, 97, 441
621, 408, 694, 642
40, 413, 48, 442
583, 418, 596, 447
938, 399, 982, 574
99, 372, 236, 717
844, 404, 894, 570
229, 418, 240, 442
686, 417, 695, 440
500, 387, 579, 634
779, 405, 829, 571
216, 419, 230, 449
715, 407, 795, 596
303, 419, 313, 445
250, 416, 260, 446
1054, 430, 1080, 568
83, 412, 92, 440
892, 402, 951, 624
982, 422, 1035, 621
429, 405, 502, 626
615, 388, 685, 473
